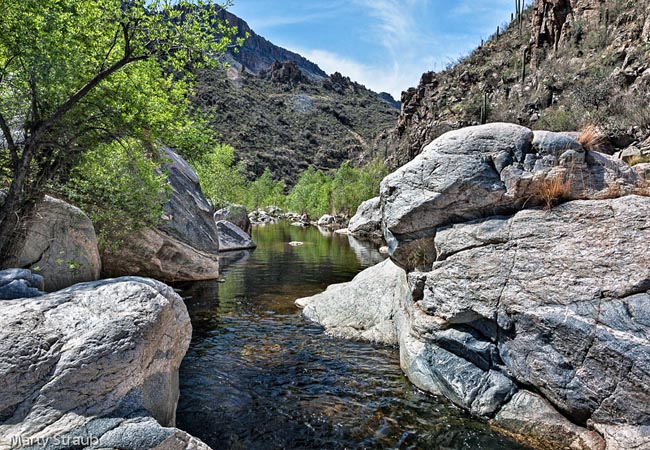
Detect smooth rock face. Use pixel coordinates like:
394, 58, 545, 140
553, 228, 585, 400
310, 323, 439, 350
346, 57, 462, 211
15, 195, 101, 292
347, 197, 383, 239
216, 220, 256, 252
214, 204, 252, 236
0, 277, 201, 449
381, 124, 639, 268
159, 147, 220, 254
296, 259, 404, 345
103, 148, 220, 282
103, 228, 219, 282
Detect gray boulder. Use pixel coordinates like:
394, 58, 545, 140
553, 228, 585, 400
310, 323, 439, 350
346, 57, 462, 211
14, 196, 101, 292
296, 259, 403, 345
103, 148, 220, 282
214, 204, 252, 236
102, 228, 219, 282
0, 268, 44, 299
297, 195, 650, 449
347, 197, 383, 239
0, 277, 206, 449
216, 220, 256, 252
492, 391, 605, 450
381, 123, 639, 268
158, 147, 220, 253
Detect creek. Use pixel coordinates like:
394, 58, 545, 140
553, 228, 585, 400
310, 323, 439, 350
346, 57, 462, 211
176, 221, 526, 450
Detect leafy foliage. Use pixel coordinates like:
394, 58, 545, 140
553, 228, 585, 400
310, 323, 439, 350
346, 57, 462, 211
0, 0, 239, 261
191, 143, 247, 209
245, 168, 286, 210
65, 140, 169, 249
234, 159, 387, 218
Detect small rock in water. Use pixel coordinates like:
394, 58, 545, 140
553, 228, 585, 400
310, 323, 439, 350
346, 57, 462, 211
289, 241, 304, 246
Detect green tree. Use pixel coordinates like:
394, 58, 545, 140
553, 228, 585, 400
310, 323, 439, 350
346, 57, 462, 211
246, 168, 286, 210
0, 0, 239, 266
191, 143, 247, 208
287, 167, 332, 217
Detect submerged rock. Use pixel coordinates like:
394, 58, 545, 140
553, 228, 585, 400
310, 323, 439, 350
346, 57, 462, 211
0, 277, 205, 449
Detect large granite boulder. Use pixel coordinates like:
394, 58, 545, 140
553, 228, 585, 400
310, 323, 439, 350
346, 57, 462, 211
297, 195, 650, 449
216, 220, 256, 252
0, 277, 207, 449
381, 123, 639, 268
347, 196, 383, 239
13, 195, 101, 292
102, 228, 220, 282
103, 148, 220, 282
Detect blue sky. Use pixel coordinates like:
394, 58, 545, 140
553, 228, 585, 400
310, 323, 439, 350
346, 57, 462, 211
230, 0, 533, 99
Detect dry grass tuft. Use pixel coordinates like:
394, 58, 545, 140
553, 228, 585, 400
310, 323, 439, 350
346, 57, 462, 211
628, 155, 650, 166
577, 124, 608, 152
534, 174, 573, 209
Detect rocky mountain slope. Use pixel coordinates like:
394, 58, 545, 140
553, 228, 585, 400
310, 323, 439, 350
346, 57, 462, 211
196, 12, 399, 184
385, 0, 650, 167
216, 9, 327, 80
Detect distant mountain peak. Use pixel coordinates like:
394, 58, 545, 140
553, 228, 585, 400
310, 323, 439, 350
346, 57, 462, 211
217, 10, 328, 81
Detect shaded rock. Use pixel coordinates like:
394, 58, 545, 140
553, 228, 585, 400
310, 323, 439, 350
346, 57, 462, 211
296, 259, 403, 345
347, 197, 383, 239
633, 162, 650, 180
216, 220, 256, 252
0, 268, 44, 291
0, 277, 199, 449
159, 147, 220, 254
103, 228, 219, 282
14, 196, 101, 292
492, 390, 605, 450
214, 204, 252, 236
381, 124, 639, 268
532, 130, 583, 157
103, 148, 220, 282
0, 280, 42, 300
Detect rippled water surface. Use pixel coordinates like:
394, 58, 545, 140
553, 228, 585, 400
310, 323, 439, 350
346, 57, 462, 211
176, 222, 526, 450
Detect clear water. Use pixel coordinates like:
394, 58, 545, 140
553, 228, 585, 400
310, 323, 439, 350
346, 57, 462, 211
176, 222, 527, 450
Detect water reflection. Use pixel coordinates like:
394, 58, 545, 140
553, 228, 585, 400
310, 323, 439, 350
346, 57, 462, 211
176, 221, 526, 450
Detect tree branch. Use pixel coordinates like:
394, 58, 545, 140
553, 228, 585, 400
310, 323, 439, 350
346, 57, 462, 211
31, 52, 149, 147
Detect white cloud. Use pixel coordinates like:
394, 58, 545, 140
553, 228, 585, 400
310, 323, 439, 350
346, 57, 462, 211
292, 47, 415, 99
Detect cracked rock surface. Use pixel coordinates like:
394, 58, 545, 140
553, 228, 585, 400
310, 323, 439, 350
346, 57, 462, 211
0, 277, 207, 450
297, 124, 650, 449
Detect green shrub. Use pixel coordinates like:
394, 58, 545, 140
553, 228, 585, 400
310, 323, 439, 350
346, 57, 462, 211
245, 168, 286, 210
65, 140, 169, 250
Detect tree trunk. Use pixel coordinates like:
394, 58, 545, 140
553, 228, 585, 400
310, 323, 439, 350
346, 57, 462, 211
0, 144, 38, 268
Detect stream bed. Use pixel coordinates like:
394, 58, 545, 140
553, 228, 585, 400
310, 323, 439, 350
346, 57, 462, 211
176, 221, 527, 450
